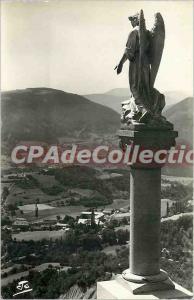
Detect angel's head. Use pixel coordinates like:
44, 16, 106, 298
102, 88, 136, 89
128, 13, 139, 27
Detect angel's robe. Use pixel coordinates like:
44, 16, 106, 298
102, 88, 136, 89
125, 26, 151, 107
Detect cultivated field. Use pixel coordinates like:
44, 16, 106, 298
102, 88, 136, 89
18, 204, 54, 212
12, 230, 67, 241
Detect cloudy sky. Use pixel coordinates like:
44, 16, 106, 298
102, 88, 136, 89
1, 0, 193, 95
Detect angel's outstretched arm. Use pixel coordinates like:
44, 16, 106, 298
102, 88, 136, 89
115, 52, 127, 74
115, 30, 137, 74
119, 52, 128, 65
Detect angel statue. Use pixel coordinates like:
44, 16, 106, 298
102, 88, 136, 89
115, 10, 171, 127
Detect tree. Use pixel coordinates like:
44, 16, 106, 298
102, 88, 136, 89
11, 209, 16, 217
91, 208, 96, 228
56, 215, 61, 222
102, 228, 117, 245
7, 203, 17, 211
81, 234, 102, 251
121, 217, 129, 225
116, 229, 129, 245
1, 216, 12, 226
107, 219, 119, 229
2, 187, 9, 200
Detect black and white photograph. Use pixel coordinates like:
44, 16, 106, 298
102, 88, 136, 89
1, 0, 193, 299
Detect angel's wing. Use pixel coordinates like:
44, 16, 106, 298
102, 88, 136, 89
139, 9, 147, 60
138, 9, 153, 112
150, 13, 165, 88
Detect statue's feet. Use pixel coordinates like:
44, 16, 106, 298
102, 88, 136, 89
146, 115, 174, 129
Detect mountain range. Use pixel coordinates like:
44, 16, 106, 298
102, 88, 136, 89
164, 97, 193, 146
84, 89, 190, 113
1, 88, 120, 151
2, 88, 193, 159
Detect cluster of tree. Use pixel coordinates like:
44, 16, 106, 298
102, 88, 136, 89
15, 174, 65, 197
160, 215, 193, 290
102, 228, 129, 245
2, 264, 29, 278
41, 184, 64, 195
167, 200, 189, 216
51, 166, 116, 200
161, 253, 193, 291
1, 186, 10, 200
105, 217, 129, 229
6, 223, 129, 265
161, 215, 192, 258
13, 166, 126, 204
1, 216, 12, 226
161, 181, 192, 202
62, 215, 75, 226
2, 248, 129, 299
109, 175, 130, 192
72, 195, 112, 207
15, 175, 39, 189
6, 203, 18, 216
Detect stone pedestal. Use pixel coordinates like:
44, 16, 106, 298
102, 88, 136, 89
97, 275, 193, 299
117, 124, 178, 294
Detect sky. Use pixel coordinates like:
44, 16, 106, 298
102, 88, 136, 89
1, 0, 193, 95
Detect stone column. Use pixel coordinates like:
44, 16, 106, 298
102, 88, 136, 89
97, 123, 193, 298
130, 167, 161, 276
118, 124, 178, 294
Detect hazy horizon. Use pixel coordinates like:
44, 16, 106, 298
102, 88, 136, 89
1, 87, 192, 99
1, 1, 193, 95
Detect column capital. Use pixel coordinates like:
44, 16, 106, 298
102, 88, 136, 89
117, 124, 178, 169
118, 124, 178, 149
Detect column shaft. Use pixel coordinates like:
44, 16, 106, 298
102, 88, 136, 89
130, 167, 161, 276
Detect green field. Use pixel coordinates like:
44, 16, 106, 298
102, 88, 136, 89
20, 205, 86, 221
18, 204, 54, 212
12, 230, 66, 241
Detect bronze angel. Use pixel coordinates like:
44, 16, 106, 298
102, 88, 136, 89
115, 10, 170, 127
